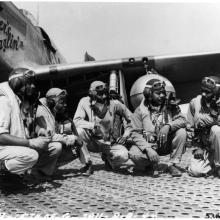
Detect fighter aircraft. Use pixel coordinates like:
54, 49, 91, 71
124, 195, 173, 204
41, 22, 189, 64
1, 1, 220, 114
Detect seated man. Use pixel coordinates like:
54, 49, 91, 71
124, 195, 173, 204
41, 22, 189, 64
129, 78, 187, 177
0, 68, 50, 185
36, 88, 93, 176
187, 76, 220, 177
74, 81, 134, 170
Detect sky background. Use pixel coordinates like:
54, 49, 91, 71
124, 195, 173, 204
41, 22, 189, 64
14, 1, 220, 63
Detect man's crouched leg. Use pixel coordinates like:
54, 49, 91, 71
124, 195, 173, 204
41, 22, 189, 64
104, 144, 134, 170
68, 128, 93, 176
187, 149, 213, 177
29, 142, 62, 182
209, 125, 220, 177
0, 146, 39, 187
167, 128, 187, 177
77, 144, 93, 176
128, 146, 160, 177
129, 145, 152, 171
0, 146, 39, 175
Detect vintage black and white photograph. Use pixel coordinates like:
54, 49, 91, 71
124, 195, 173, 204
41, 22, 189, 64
0, 0, 220, 218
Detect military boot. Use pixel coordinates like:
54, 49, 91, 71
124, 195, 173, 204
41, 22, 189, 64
167, 165, 182, 177
79, 161, 93, 176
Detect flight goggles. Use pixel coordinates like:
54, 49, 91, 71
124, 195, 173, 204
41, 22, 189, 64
9, 69, 35, 81
57, 90, 68, 99
95, 85, 108, 95
145, 80, 166, 91
201, 77, 220, 90
49, 90, 68, 100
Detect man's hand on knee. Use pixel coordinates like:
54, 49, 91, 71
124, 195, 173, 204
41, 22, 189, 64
64, 135, 77, 147
29, 137, 51, 150
48, 142, 62, 152
145, 148, 159, 163
64, 135, 83, 148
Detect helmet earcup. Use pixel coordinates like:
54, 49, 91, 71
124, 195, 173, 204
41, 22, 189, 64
47, 97, 55, 109
8, 77, 24, 93
143, 87, 151, 100
88, 89, 97, 100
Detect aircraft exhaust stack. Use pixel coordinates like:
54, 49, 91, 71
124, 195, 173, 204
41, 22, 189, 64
109, 70, 118, 93
34, 57, 148, 80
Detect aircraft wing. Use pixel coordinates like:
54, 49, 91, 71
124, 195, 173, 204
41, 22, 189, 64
33, 56, 148, 80
152, 51, 220, 83
32, 56, 148, 109
150, 52, 220, 103
32, 51, 220, 106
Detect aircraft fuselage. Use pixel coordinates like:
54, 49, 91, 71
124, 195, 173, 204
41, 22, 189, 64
0, 2, 65, 82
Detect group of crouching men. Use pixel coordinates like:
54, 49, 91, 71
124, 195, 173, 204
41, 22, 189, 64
0, 67, 220, 187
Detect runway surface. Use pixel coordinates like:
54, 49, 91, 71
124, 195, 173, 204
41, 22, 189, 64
0, 148, 219, 218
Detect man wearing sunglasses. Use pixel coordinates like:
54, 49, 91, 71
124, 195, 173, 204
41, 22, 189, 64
130, 78, 187, 177
0, 68, 51, 186
187, 76, 220, 177
74, 81, 134, 170
35, 88, 92, 177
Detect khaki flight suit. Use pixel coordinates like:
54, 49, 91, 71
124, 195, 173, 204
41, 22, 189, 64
74, 96, 134, 169
129, 99, 187, 170
36, 97, 90, 176
187, 95, 220, 176
0, 82, 39, 175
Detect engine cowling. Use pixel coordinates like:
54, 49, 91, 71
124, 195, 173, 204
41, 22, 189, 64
130, 73, 175, 110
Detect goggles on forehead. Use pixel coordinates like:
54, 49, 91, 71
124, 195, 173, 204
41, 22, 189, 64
9, 69, 35, 81
95, 84, 107, 91
202, 77, 220, 89
48, 89, 68, 100
58, 90, 68, 98
95, 84, 108, 94
145, 80, 166, 91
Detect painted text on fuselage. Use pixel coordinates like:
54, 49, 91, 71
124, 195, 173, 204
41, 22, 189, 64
0, 20, 24, 52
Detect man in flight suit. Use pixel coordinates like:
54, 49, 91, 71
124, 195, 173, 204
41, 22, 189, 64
35, 88, 93, 176
187, 76, 220, 177
129, 78, 187, 177
74, 81, 134, 170
0, 68, 51, 185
